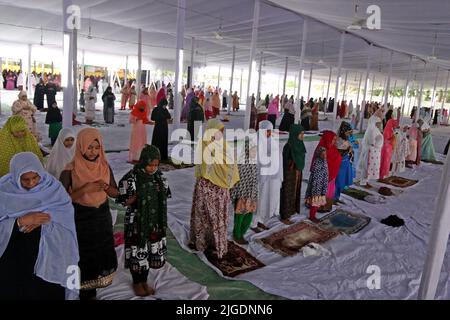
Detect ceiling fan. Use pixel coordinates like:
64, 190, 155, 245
317, 40, 326, 65
38, 26, 59, 47
198, 17, 241, 42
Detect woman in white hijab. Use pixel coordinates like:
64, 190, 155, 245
358, 114, 384, 188
46, 128, 76, 179
251, 120, 284, 232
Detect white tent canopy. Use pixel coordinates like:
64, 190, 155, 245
0, 0, 449, 84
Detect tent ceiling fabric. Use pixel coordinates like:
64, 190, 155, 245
0, 0, 448, 85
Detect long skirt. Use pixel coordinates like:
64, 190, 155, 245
301, 117, 311, 131
361, 146, 381, 184
74, 201, 117, 291
253, 178, 282, 227
379, 142, 394, 180
406, 139, 417, 162
421, 132, 437, 161
335, 154, 354, 200
85, 103, 96, 121
0, 223, 65, 300
310, 114, 319, 131
280, 169, 302, 220
267, 114, 277, 128
250, 112, 257, 130
104, 105, 114, 124
278, 112, 294, 132
129, 121, 147, 162
190, 178, 230, 259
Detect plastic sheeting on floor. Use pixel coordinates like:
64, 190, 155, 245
96, 245, 209, 300
165, 158, 450, 300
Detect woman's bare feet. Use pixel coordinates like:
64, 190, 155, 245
142, 283, 155, 296
281, 219, 294, 225
133, 283, 149, 297
257, 222, 270, 230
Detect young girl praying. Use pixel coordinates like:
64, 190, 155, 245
117, 145, 171, 297
305, 146, 329, 223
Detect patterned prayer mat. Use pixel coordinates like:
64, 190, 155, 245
258, 222, 339, 257
318, 209, 371, 235
205, 241, 265, 277
379, 176, 418, 188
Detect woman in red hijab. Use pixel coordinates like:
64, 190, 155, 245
311, 130, 341, 212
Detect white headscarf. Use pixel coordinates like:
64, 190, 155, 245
46, 128, 76, 179
358, 115, 383, 174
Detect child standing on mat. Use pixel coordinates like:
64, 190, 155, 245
305, 146, 328, 223
117, 145, 171, 297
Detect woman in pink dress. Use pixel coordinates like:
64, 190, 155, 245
379, 109, 399, 179
6, 72, 15, 90
128, 101, 149, 164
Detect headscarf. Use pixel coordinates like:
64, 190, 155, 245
66, 128, 111, 207
131, 100, 150, 123
358, 115, 383, 173
45, 103, 62, 124
46, 128, 76, 179
133, 145, 168, 246
313, 130, 341, 181
195, 119, 240, 189
0, 152, 79, 290
268, 97, 280, 116
156, 88, 166, 106
0, 116, 43, 177
287, 124, 306, 170
338, 121, 353, 140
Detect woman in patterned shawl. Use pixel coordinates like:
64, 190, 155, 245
305, 146, 328, 222
335, 121, 355, 201
117, 145, 171, 297
230, 138, 258, 245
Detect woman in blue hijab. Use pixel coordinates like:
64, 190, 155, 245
0, 152, 79, 300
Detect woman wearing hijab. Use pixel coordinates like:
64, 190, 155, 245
251, 120, 284, 232
102, 86, 116, 124
33, 79, 45, 110
313, 130, 341, 212
222, 90, 228, 111
267, 96, 280, 128
335, 122, 355, 201
85, 85, 97, 125
189, 119, 240, 259
12, 90, 40, 141
379, 109, 400, 180
232, 91, 239, 112
181, 89, 195, 122
148, 84, 157, 112
45, 81, 58, 109
129, 101, 150, 164
230, 138, 258, 245
280, 124, 306, 223
129, 86, 137, 109
0, 152, 79, 300
419, 118, 437, 161
358, 114, 384, 188
46, 128, 76, 179
187, 96, 205, 142
139, 87, 151, 112
211, 91, 221, 118
391, 125, 410, 174
278, 98, 295, 132
60, 128, 119, 300
250, 96, 258, 130
305, 147, 328, 222
256, 99, 268, 131
45, 102, 63, 146
151, 94, 172, 161
406, 120, 422, 167
120, 82, 131, 110
310, 100, 319, 131
300, 102, 312, 131
117, 145, 171, 297
0, 116, 43, 177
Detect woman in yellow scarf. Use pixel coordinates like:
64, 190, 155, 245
189, 119, 239, 259
0, 116, 43, 177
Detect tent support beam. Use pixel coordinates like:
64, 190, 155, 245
360, 43, 373, 132
332, 31, 345, 129
228, 45, 235, 115
401, 56, 413, 121
325, 67, 332, 116
307, 64, 313, 100
439, 71, 450, 126
173, 0, 185, 128
296, 19, 308, 123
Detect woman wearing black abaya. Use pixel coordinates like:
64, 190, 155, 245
151, 97, 172, 161
45, 82, 57, 109
187, 96, 205, 142
33, 79, 45, 110
102, 86, 116, 124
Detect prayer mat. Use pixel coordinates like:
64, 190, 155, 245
205, 241, 265, 277
422, 159, 444, 165
342, 187, 386, 204
258, 222, 339, 257
379, 176, 418, 188
318, 209, 371, 235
